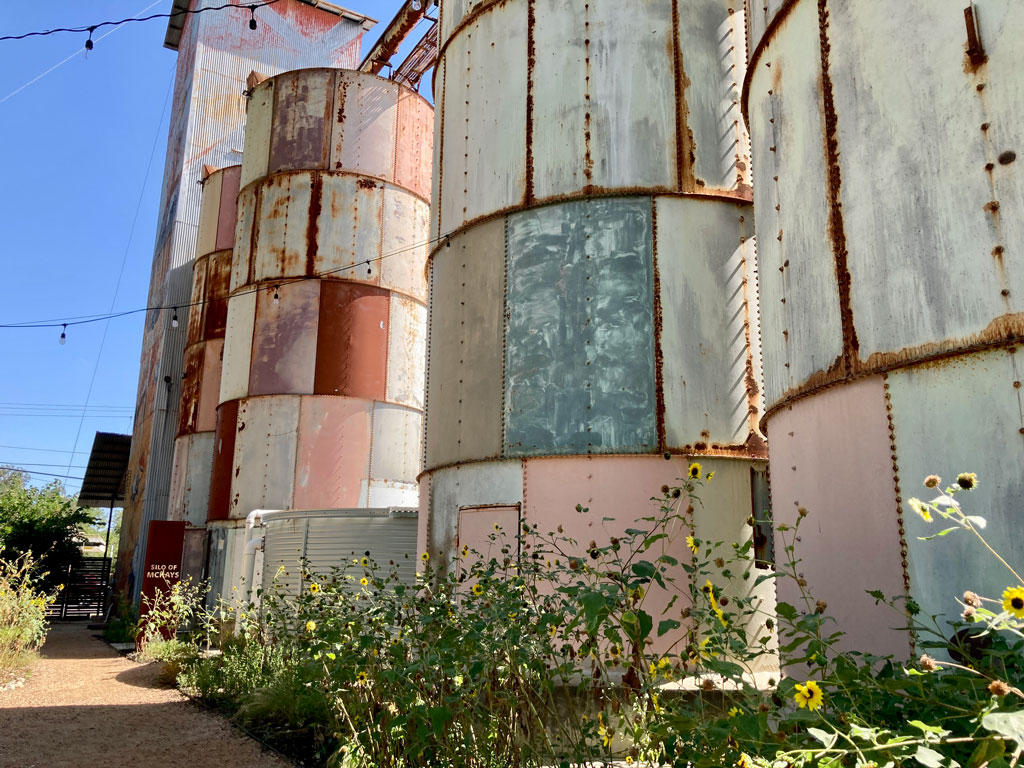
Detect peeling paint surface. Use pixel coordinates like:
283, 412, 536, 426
314, 282, 390, 401
269, 69, 332, 173
249, 280, 321, 396
504, 198, 656, 456
232, 396, 299, 517
386, 295, 427, 409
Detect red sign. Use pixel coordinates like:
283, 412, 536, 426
138, 520, 186, 640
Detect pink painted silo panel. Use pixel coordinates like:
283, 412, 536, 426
293, 396, 374, 510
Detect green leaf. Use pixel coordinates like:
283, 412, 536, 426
776, 602, 798, 620
909, 720, 951, 738
914, 746, 959, 768
658, 618, 681, 637
428, 706, 452, 734
967, 738, 1005, 768
631, 561, 656, 579
637, 610, 653, 643
643, 533, 667, 550
658, 554, 679, 567
982, 710, 1024, 746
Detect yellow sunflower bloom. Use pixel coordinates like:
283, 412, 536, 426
737, 754, 752, 768
305, 620, 317, 632
360, 557, 369, 567
688, 462, 702, 479
472, 583, 484, 596
706, 471, 715, 481
908, 498, 932, 523
1002, 586, 1024, 619
420, 552, 430, 562
687, 535, 699, 555
360, 577, 369, 586
957, 472, 979, 490
309, 582, 321, 595
793, 680, 824, 711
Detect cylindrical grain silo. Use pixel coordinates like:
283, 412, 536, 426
744, 0, 1024, 657
167, 165, 241, 584
206, 68, 432, 601
422, 0, 771, 655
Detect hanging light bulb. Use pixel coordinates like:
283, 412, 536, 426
273, 285, 280, 303
59, 324, 67, 346
412, 0, 422, 10
248, 5, 258, 30
171, 307, 179, 328
84, 26, 95, 51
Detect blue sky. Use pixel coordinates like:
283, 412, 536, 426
0, 0, 412, 495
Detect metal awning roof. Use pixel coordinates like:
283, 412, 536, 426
163, 0, 377, 51
78, 433, 131, 508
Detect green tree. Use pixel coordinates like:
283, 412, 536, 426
0, 468, 97, 589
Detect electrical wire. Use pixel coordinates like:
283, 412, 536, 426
1, 469, 85, 481
0, 0, 281, 43
0, 229, 452, 330
0, 444, 89, 454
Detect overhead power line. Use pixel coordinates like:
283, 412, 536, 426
0, 0, 282, 45
0, 444, 90, 454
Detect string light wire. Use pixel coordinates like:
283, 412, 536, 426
0, 0, 281, 44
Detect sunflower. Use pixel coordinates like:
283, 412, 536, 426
472, 583, 484, 596
957, 472, 979, 490
308, 582, 321, 595
305, 620, 316, 632
706, 470, 715, 481
360, 577, 369, 586
686, 535, 699, 555
461, 544, 469, 558
355, 671, 369, 687
737, 755, 752, 768
793, 680, 824, 711
688, 462, 702, 479
360, 557, 369, 567
420, 551, 430, 562
728, 706, 740, 718
1002, 586, 1024, 619
908, 498, 932, 523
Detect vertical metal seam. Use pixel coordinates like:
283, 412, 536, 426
816, 0, 859, 372
524, 0, 535, 205
367, 399, 377, 505
882, 373, 915, 655
650, 196, 667, 452
501, 217, 510, 457
737, 208, 761, 439
436, 57, 447, 240
391, 81, 401, 187
422, 247, 434, 470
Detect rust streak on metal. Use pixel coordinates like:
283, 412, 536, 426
524, 0, 536, 205
762, 312, 1024, 428
740, 0, 800, 128
670, 0, 695, 191
306, 172, 323, 277
239, 168, 431, 207
963, 4, 987, 72
650, 197, 667, 453
817, 0, 859, 372
581, 3, 592, 192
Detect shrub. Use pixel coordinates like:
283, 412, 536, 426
0, 551, 58, 680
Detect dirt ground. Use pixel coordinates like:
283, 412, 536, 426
0, 622, 291, 768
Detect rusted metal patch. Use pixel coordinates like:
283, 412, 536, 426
186, 255, 208, 347
215, 165, 242, 252
394, 87, 434, 200
268, 69, 332, 175
178, 344, 204, 437
196, 171, 223, 258
293, 396, 373, 510
197, 338, 223, 433
249, 279, 321, 396
203, 251, 232, 340
651, 198, 667, 452
207, 398, 239, 522
314, 281, 390, 400
333, 72, 399, 183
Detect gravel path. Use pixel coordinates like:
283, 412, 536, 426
0, 622, 291, 768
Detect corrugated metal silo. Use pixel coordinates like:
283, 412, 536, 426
206, 68, 432, 599
423, 0, 772, 652
167, 165, 241, 583
744, 0, 1024, 656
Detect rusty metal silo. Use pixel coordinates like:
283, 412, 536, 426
744, 0, 1024, 656
422, 0, 772, 650
167, 164, 241, 583
206, 68, 432, 597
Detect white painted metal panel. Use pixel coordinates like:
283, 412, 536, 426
656, 196, 753, 446
366, 480, 419, 508
253, 173, 313, 283
240, 79, 274, 189
196, 171, 223, 258
532, 0, 675, 197
747, 0, 842, 408
314, 175, 384, 285
231, 395, 299, 517
831, 0, 1021, 355
678, 0, 749, 191
386, 295, 427, 409
440, 4, 528, 231
231, 184, 257, 292
183, 432, 214, 527
370, 403, 422, 483
167, 437, 189, 522
219, 290, 257, 404
380, 186, 429, 300
333, 72, 398, 181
